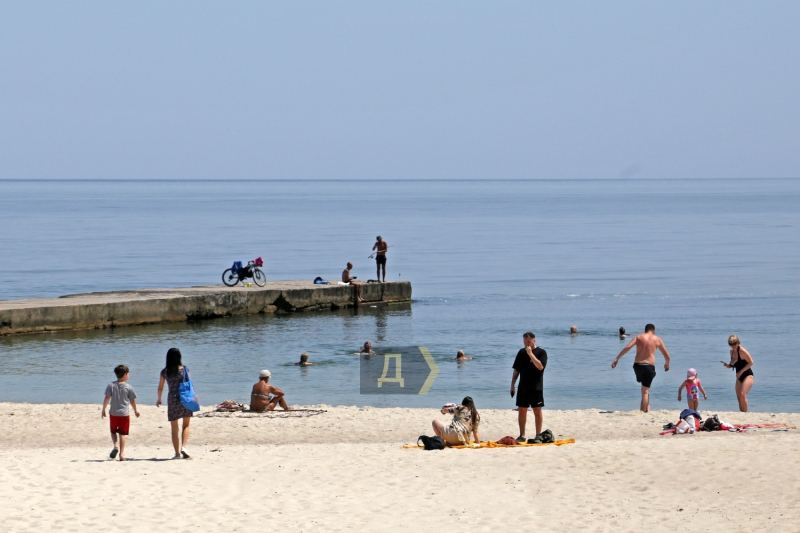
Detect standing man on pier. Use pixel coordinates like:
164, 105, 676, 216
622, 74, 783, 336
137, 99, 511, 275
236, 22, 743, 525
372, 236, 388, 282
511, 332, 547, 442
611, 323, 671, 412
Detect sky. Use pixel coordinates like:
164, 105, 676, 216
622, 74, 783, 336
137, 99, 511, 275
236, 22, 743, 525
1, 2, 798, 180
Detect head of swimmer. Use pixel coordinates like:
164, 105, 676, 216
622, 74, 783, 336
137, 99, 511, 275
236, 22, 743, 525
570, 325, 577, 334
644, 324, 655, 333
300, 352, 309, 364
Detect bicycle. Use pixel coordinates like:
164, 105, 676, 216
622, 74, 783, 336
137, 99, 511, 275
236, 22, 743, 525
222, 257, 266, 287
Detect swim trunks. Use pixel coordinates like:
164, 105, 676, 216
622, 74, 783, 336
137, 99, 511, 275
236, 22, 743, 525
633, 363, 656, 388
515, 389, 544, 409
109, 415, 130, 436
376, 255, 386, 265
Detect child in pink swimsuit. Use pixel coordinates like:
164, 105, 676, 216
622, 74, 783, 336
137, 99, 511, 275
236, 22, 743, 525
678, 368, 707, 410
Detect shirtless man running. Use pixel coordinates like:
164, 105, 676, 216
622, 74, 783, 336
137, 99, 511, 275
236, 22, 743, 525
611, 323, 670, 412
250, 370, 291, 412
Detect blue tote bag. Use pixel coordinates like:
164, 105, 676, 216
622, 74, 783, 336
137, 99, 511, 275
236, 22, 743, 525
179, 367, 201, 412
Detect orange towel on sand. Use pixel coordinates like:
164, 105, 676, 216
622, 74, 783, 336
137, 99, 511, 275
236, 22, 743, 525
404, 438, 575, 449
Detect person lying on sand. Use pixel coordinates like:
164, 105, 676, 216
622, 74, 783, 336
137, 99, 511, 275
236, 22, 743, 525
294, 353, 314, 366
250, 370, 291, 412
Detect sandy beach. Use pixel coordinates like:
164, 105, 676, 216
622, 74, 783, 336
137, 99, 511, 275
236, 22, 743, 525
0, 403, 798, 532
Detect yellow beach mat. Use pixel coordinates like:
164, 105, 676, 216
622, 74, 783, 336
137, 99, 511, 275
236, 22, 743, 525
404, 438, 575, 449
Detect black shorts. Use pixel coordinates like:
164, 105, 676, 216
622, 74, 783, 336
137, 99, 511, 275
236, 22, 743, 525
516, 388, 544, 408
376, 255, 386, 265
633, 363, 656, 388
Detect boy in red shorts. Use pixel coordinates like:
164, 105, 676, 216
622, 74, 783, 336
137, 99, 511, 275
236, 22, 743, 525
101, 365, 140, 461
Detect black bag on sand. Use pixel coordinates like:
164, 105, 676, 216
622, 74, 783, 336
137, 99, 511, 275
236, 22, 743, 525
418, 435, 446, 450
702, 415, 721, 432
527, 429, 555, 444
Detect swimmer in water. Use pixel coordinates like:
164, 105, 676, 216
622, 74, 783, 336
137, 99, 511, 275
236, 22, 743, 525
359, 342, 375, 354
453, 350, 472, 361
294, 353, 314, 366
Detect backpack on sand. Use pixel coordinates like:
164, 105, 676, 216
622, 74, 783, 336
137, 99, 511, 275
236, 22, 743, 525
702, 414, 721, 432
527, 429, 555, 444
418, 435, 446, 450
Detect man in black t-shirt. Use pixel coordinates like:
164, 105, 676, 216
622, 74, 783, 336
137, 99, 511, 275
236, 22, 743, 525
510, 332, 548, 442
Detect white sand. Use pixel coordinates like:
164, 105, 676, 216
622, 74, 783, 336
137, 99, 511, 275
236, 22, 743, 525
1, 403, 798, 532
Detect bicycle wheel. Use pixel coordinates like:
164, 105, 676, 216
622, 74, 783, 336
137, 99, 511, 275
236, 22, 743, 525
222, 268, 239, 286
253, 268, 266, 287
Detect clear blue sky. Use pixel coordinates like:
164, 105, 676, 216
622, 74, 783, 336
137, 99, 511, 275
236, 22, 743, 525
1, 2, 798, 180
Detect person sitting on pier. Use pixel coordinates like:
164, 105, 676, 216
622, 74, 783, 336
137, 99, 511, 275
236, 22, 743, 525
342, 262, 364, 302
359, 341, 375, 354
250, 370, 291, 412
294, 353, 314, 366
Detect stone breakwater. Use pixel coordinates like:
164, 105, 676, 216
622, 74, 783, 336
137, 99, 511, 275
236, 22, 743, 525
0, 281, 412, 336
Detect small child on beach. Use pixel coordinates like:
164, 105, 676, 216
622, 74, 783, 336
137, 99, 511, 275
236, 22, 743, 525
678, 368, 707, 410
102, 365, 140, 461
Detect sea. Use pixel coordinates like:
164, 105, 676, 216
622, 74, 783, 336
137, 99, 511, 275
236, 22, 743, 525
1, 178, 799, 412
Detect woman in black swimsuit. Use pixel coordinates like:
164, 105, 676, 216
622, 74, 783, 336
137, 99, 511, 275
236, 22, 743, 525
722, 334, 754, 412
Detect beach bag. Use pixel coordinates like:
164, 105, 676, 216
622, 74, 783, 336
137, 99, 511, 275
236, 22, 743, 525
254, 256, 264, 267
528, 429, 555, 444
178, 367, 201, 412
702, 415, 721, 432
417, 435, 445, 450
232, 261, 243, 274
497, 436, 518, 446
313, 277, 329, 285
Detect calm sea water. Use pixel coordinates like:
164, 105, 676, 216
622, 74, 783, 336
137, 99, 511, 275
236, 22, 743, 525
1, 179, 799, 412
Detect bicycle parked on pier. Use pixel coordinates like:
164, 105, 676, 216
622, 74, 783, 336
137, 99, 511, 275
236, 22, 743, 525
222, 257, 266, 287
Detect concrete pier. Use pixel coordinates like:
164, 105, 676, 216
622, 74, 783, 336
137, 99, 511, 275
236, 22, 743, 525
0, 281, 412, 336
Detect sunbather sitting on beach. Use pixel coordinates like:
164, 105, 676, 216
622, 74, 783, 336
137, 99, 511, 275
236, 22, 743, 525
342, 262, 364, 302
250, 370, 291, 412
432, 396, 481, 445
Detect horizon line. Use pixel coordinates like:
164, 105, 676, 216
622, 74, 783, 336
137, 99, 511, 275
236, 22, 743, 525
2, 177, 799, 183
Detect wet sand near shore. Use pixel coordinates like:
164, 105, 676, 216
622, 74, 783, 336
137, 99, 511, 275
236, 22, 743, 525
1, 403, 798, 532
